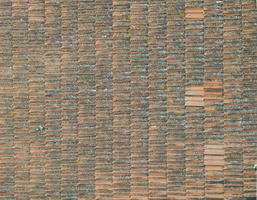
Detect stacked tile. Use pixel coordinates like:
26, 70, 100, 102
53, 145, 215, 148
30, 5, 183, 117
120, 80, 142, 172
185, 0, 205, 198
1, 1, 257, 199
112, 1, 130, 199
95, 1, 113, 199
223, 0, 244, 199
0, 1, 14, 199
242, 0, 257, 198
130, 1, 149, 199
77, 0, 96, 199
166, 0, 186, 198
44, 0, 62, 198
12, 0, 31, 199
60, 0, 79, 199
148, 1, 167, 199
203, 0, 224, 198
204, 145, 224, 199
28, 0, 46, 198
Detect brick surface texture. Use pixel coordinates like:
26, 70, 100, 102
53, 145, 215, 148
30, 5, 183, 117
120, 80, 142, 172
0, 0, 256, 199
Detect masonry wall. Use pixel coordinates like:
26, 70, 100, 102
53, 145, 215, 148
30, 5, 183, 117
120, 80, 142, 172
0, 0, 256, 199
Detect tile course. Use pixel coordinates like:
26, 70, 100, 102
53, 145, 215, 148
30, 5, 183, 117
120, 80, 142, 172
0, 0, 256, 199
